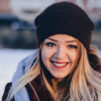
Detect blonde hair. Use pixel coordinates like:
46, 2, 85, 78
6, 56, 41, 101
6, 42, 101, 101
69, 42, 101, 101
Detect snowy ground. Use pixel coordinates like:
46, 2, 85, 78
0, 49, 101, 100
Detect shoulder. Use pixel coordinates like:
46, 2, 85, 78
17, 49, 38, 70
12, 49, 39, 82
2, 82, 15, 101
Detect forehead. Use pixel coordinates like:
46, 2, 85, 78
45, 34, 78, 43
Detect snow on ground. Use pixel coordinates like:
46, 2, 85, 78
0, 49, 101, 100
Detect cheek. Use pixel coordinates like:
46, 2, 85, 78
70, 50, 79, 63
41, 48, 50, 60
73, 54, 78, 61
72, 51, 79, 66
41, 48, 52, 67
69, 52, 79, 73
41, 46, 55, 60
41, 49, 47, 63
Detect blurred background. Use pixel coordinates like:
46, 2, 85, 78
0, 0, 101, 100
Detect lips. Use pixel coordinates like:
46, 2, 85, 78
50, 60, 68, 69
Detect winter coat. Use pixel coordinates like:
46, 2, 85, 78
2, 50, 101, 101
2, 75, 54, 101
2, 50, 54, 101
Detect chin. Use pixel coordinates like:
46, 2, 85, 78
53, 74, 68, 79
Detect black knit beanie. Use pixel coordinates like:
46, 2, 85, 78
35, 1, 95, 49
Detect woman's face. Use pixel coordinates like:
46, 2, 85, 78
41, 34, 79, 79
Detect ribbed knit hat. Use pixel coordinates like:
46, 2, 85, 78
35, 1, 95, 49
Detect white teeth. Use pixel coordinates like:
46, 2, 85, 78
53, 62, 67, 67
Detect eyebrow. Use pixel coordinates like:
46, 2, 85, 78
48, 38, 77, 43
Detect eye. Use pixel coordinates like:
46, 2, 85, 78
45, 42, 56, 47
68, 45, 78, 49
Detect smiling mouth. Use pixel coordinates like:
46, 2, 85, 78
50, 60, 69, 69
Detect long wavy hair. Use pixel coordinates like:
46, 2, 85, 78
6, 41, 101, 101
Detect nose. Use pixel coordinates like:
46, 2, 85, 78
54, 46, 66, 60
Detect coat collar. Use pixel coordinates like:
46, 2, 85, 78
12, 50, 39, 101
26, 75, 54, 101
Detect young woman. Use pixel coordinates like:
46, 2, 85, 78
2, 1, 101, 101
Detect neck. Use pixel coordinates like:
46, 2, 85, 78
51, 79, 57, 92
51, 78, 64, 92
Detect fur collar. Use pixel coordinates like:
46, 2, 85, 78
26, 75, 54, 101
12, 50, 39, 101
